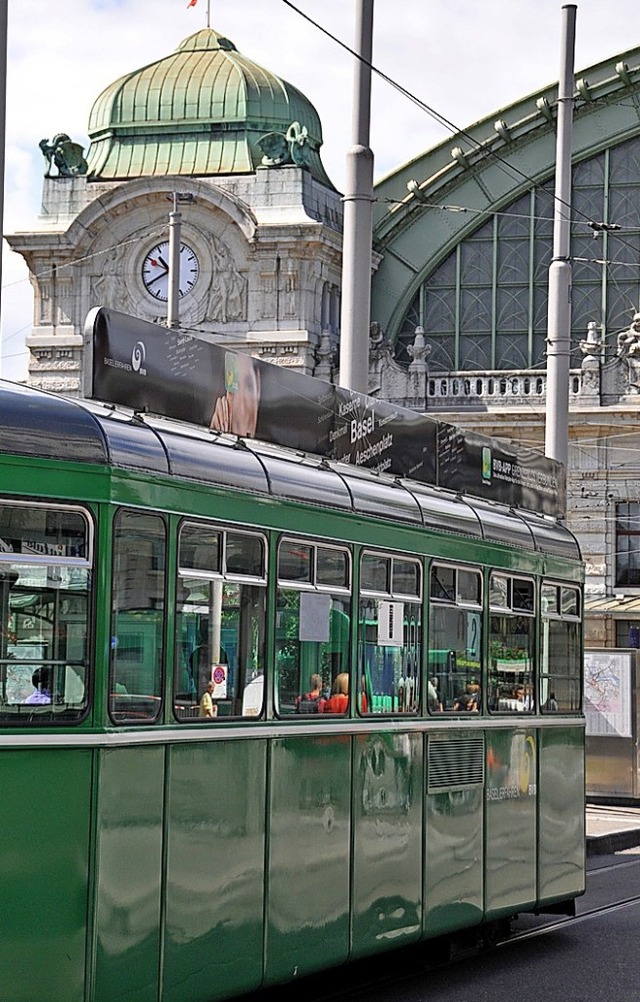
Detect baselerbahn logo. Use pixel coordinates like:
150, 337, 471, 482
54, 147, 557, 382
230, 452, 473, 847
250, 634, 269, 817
131, 341, 147, 376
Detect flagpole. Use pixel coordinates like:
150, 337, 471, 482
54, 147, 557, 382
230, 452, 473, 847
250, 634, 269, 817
207, 0, 210, 28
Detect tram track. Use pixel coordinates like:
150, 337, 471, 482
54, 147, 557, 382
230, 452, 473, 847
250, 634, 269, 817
505, 891, 640, 946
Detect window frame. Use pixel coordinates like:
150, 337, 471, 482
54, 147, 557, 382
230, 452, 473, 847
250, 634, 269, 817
109, 507, 167, 726
274, 536, 352, 719
0, 500, 93, 725
359, 548, 422, 716
428, 561, 483, 714
174, 520, 268, 723
539, 579, 582, 714
488, 571, 536, 714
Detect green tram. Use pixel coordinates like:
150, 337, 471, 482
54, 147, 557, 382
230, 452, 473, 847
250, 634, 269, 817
0, 380, 584, 1002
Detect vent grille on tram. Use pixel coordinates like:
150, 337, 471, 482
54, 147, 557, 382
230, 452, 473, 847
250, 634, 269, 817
427, 736, 485, 791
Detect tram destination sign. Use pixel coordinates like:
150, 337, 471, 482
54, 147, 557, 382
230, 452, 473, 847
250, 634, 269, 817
84, 308, 564, 517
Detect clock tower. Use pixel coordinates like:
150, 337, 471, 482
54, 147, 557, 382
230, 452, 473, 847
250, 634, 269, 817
7, 27, 343, 396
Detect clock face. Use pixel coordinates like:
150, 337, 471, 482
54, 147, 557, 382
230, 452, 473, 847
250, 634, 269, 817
141, 241, 199, 301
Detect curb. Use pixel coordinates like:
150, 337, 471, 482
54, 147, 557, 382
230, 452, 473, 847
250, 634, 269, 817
586, 830, 640, 856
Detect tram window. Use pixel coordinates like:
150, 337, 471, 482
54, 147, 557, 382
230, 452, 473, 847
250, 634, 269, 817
393, 559, 420, 597
109, 511, 166, 724
226, 532, 264, 578
359, 552, 421, 715
513, 579, 534, 612
278, 540, 312, 583
540, 582, 582, 713
430, 565, 455, 602
174, 524, 267, 721
178, 525, 221, 575
488, 573, 535, 713
316, 547, 349, 589
489, 574, 509, 609
541, 583, 558, 615
275, 539, 351, 717
428, 564, 482, 713
0, 504, 88, 561
0, 504, 91, 724
458, 568, 481, 605
361, 553, 390, 593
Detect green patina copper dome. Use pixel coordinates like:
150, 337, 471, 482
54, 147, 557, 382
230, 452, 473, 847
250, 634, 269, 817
85, 27, 333, 186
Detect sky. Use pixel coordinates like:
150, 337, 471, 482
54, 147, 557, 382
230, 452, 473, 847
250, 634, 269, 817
3, 0, 640, 381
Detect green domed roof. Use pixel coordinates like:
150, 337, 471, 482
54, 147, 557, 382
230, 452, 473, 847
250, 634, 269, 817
85, 28, 333, 187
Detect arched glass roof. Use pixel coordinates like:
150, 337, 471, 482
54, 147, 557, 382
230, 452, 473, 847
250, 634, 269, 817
371, 47, 640, 371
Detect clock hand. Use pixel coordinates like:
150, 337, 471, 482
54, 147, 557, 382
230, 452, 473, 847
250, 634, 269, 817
145, 271, 168, 287
148, 256, 169, 272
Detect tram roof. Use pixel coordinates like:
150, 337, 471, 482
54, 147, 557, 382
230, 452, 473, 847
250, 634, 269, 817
0, 380, 580, 560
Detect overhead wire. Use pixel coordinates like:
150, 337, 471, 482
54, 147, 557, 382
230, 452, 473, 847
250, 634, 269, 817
280, 0, 632, 237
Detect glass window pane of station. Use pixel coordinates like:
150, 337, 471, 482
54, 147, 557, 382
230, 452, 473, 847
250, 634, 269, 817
179, 524, 221, 575
110, 510, 166, 724
316, 547, 350, 590
359, 596, 421, 714
392, 558, 421, 598
0, 505, 92, 723
175, 577, 267, 722
225, 532, 265, 579
278, 540, 313, 583
275, 590, 351, 716
361, 552, 390, 593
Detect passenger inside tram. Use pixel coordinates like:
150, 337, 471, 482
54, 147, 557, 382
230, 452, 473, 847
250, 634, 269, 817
25, 667, 52, 705
295, 673, 323, 713
319, 672, 349, 714
453, 681, 480, 712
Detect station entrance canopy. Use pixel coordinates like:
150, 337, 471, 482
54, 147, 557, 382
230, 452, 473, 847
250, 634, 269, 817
84, 308, 565, 518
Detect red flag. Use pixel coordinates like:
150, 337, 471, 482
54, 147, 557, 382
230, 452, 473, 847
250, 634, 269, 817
187, 0, 198, 7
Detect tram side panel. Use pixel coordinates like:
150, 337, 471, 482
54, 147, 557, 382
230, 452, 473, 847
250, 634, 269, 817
537, 726, 585, 906
351, 731, 423, 957
265, 735, 351, 984
162, 738, 267, 1002
92, 746, 165, 1002
423, 733, 484, 937
0, 748, 92, 1002
484, 728, 537, 917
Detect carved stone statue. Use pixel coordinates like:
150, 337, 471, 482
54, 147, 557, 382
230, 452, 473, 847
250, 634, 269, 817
368, 321, 393, 361
616, 311, 640, 393
257, 121, 316, 169
579, 321, 603, 396
39, 134, 88, 178
207, 235, 247, 322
